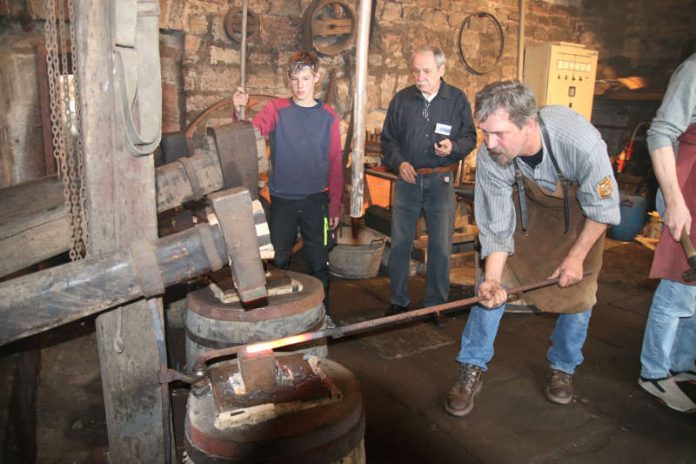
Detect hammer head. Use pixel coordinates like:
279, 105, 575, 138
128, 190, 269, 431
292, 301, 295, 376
683, 257, 696, 282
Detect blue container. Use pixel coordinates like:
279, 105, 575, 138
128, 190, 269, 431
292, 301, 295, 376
609, 193, 647, 241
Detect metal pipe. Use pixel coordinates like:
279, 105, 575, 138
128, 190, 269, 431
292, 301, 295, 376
239, 0, 248, 120
517, 0, 526, 81
349, 0, 372, 218
0, 223, 228, 347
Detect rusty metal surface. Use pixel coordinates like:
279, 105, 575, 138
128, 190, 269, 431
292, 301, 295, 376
208, 353, 334, 410
185, 356, 364, 464
209, 187, 267, 302
237, 349, 277, 393
208, 123, 259, 200
187, 271, 323, 322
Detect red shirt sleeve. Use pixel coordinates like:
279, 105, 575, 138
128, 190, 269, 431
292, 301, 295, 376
251, 100, 281, 136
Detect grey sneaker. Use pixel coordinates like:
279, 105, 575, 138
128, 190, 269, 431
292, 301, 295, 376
639, 376, 696, 413
445, 364, 483, 417
545, 369, 575, 405
670, 368, 696, 383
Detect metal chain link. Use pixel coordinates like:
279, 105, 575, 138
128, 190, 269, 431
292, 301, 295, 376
44, 0, 88, 260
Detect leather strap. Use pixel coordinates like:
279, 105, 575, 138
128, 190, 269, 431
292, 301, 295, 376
415, 164, 457, 175
538, 116, 570, 233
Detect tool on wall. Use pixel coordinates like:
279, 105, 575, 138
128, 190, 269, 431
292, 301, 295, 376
302, 0, 357, 56
458, 12, 504, 75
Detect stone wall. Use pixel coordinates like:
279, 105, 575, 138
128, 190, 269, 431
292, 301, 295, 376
159, 0, 584, 136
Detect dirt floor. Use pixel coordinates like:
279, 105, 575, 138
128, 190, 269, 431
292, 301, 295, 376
32, 239, 696, 463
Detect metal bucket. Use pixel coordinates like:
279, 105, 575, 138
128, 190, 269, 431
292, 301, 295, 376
184, 355, 366, 464
185, 271, 327, 371
329, 225, 386, 279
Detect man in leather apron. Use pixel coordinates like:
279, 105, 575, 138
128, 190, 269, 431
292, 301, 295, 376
445, 81, 620, 417
638, 52, 696, 413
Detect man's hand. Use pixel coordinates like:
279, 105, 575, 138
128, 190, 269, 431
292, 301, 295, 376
434, 138, 453, 157
663, 198, 691, 241
232, 87, 249, 112
398, 161, 417, 184
478, 279, 508, 308
548, 255, 584, 287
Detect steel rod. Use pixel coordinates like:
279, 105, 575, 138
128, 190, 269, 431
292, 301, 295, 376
192, 275, 586, 374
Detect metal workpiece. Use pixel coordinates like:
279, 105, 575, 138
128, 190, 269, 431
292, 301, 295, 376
209, 188, 267, 303
0, 222, 229, 347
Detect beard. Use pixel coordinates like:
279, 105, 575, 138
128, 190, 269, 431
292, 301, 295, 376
488, 148, 515, 167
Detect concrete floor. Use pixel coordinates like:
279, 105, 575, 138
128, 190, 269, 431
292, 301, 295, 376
35, 240, 696, 463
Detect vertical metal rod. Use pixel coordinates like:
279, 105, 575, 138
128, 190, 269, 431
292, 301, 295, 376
350, 0, 372, 218
517, 0, 526, 81
239, 0, 248, 120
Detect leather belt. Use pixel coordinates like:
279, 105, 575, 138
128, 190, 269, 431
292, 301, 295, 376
415, 164, 457, 175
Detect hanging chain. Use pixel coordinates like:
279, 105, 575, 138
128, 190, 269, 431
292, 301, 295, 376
44, 0, 89, 260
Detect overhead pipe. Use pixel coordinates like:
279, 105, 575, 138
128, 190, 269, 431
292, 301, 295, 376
349, 0, 372, 218
517, 0, 526, 81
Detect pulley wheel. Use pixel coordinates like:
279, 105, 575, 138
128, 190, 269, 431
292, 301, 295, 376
224, 7, 260, 44
302, 0, 357, 56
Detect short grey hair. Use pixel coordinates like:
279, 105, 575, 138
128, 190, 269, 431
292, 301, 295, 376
412, 46, 446, 69
475, 80, 538, 128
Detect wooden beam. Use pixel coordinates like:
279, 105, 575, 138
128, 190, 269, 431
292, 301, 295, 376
75, 1, 166, 461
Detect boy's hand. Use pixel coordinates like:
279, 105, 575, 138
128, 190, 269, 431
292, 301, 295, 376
233, 87, 249, 111
329, 216, 340, 229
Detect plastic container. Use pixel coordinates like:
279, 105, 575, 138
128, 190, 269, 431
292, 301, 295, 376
609, 193, 647, 241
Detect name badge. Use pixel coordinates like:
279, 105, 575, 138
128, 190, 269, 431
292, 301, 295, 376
435, 123, 452, 136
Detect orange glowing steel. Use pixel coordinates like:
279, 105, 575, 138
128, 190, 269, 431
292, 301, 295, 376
245, 333, 313, 354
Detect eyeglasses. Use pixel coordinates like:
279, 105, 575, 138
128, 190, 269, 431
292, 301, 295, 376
422, 101, 431, 121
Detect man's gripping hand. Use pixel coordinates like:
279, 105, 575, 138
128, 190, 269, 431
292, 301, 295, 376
478, 279, 508, 309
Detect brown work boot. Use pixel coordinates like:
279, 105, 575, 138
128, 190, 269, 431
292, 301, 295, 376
445, 363, 483, 417
545, 369, 575, 404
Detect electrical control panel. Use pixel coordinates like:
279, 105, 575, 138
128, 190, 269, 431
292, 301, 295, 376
523, 42, 598, 120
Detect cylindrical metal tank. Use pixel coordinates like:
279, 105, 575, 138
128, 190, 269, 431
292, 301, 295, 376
184, 355, 365, 464
185, 271, 328, 370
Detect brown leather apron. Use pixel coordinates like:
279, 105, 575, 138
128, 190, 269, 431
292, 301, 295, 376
649, 123, 696, 285
502, 175, 604, 313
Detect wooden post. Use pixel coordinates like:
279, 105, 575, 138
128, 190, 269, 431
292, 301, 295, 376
75, 1, 167, 461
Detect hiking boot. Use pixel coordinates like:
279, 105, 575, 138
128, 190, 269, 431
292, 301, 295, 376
639, 376, 696, 413
545, 369, 575, 405
445, 364, 483, 417
385, 304, 408, 317
670, 367, 696, 383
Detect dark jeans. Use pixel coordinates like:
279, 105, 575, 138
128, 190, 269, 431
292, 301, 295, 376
389, 172, 455, 307
269, 192, 331, 313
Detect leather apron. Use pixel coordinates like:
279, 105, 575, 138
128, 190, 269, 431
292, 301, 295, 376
649, 123, 696, 285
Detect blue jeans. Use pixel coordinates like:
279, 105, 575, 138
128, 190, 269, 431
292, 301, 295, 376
389, 173, 455, 307
456, 303, 593, 374
640, 279, 696, 379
